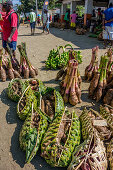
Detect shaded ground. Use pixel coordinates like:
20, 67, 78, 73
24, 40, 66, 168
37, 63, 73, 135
0, 25, 107, 170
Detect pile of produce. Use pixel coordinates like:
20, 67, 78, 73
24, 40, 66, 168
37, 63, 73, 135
19, 105, 48, 163
40, 87, 64, 121
17, 42, 38, 78
55, 49, 82, 81
68, 108, 108, 170
89, 108, 111, 141
7, 78, 26, 102
0, 42, 38, 82
41, 109, 81, 167
89, 24, 103, 40
85, 46, 99, 81
17, 85, 38, 120
0, 48, 21, 82
88, 48, 113, 103
6, 79, 113, 169
49, 22, 66, 29
103, 88, 113, 107
88, 54, 108, 101
54, 22, 61, 28
7, 78, 67, 163
60, 59, 82, 105
68, 105, 113, 170
98, 32, 103, 41
68, 132, 107, 170
76, 27, 87, 35
45, 44, 83, 70
24, 79, 46, 96
17, 83, 81, 165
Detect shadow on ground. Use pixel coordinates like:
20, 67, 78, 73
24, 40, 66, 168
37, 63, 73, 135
18, 32, 43, 37
0, 88, 67, 170
50, 28, 104, 50
39, 27, 104, 50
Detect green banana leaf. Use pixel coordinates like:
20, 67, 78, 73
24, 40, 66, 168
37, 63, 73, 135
19, 105, 48, 163
41, 110, 81, 167
17, 86, 37, 120
7, 78, 26, 102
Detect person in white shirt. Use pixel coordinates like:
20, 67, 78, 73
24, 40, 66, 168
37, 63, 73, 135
43, 9, 49, 34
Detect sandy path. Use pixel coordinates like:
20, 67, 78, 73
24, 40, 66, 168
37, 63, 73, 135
0, 26, 107, 170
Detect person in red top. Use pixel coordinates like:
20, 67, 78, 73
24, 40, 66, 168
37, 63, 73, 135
2, 1, 18, 57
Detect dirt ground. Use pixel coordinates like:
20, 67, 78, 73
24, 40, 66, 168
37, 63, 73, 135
0, 25, 107, 170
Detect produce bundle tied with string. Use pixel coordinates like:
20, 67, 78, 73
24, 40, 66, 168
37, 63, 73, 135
88, 54, 109, 102
55, 49, 82, 81
0, 48, 21, 82
103, 48, 113, 107
6, 44, 20, 72
106, 48, 113, 83
85, 46, 99, 81
60, 59, 82, 105
17, 42, 38, 79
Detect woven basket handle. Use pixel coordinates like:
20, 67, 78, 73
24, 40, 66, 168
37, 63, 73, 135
57, 46, 65, 55
64, 44, 73, 51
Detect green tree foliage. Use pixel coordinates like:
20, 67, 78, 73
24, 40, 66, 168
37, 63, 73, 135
21, 0, 36, 13
19, 0, 59, 14
76, 5, 85, 17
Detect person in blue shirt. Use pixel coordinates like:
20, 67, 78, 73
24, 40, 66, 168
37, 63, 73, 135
103, 3, 113, 48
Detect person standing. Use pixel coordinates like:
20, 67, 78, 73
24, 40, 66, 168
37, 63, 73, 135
43, 9, 50, 34
29, 9, 36, 35
37, 14, 41, 26
2, 1, 18, 57
103, 3, 113, 48
70, 11, 77, 29
64, 10, 70, 29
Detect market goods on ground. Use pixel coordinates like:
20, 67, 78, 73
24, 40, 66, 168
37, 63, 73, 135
76, 27, 87, 35
17, 85, 38, 120
60, 59, 82, 105
89, 108, 111, 141
68, 106, 113, 170
6, 77, 113, 169
87, 48, 113, 104
85, 46, 99, 82
41, 109, 81, 167
5, 42, 113, 170
40, 87, 64, 121
68, 131, 107, 170
0, 42, 38, 82
7, 78, 26, 102
19, 105, 48, 163
17, 42, 38, 78
45, 44, 83, 70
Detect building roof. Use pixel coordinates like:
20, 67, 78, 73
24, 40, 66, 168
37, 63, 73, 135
56, 0, 109, 7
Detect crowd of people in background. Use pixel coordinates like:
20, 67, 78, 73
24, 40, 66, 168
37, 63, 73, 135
0, 0, 113, 58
